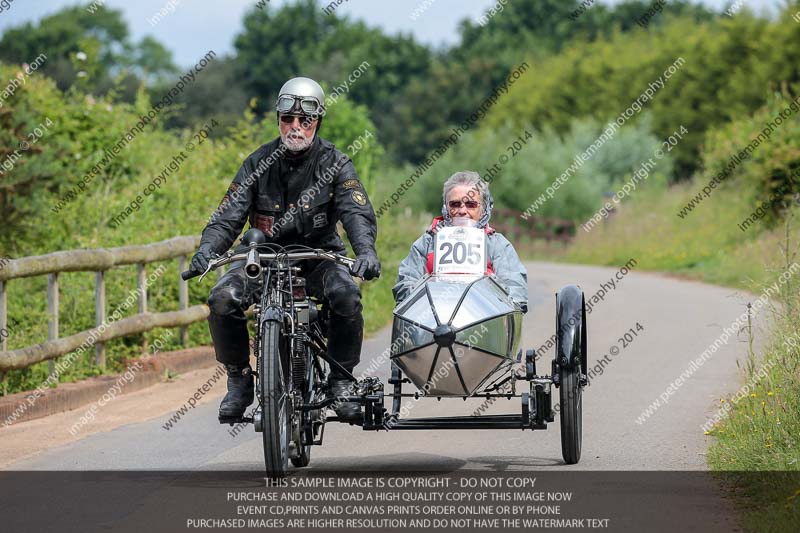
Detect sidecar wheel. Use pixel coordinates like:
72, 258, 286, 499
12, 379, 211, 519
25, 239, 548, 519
559, 367, 582, 464
556, 284, 586, 465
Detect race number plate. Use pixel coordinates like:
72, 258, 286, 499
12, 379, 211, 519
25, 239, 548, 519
433, 226, 487, 275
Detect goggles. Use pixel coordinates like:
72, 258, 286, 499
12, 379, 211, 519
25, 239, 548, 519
275, 94, 323, 116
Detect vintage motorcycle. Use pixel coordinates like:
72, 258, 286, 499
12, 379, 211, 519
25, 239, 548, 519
183, 229, 366, 476
183, 225, 587, 477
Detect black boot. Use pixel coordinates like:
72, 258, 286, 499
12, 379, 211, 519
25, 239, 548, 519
219, 364, 254, 420
329, 378, 361, 422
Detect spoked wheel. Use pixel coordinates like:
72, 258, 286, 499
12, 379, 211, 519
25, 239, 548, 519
260, 319, 290, 477
290, 348, 316, 468
559, 366, 583, 464
556, 284, 587, 465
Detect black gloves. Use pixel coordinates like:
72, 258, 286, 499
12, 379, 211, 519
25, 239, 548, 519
189, 245, 215, 276
350, 252, 381, 280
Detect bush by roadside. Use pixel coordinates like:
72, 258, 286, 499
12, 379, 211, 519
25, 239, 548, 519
0, 62, 399, 396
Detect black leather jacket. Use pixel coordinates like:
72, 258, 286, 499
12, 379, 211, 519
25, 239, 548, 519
200, 136, 377, 257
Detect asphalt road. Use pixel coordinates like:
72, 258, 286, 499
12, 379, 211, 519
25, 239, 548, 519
5, 261, 762, 473
3, 261, 766, 531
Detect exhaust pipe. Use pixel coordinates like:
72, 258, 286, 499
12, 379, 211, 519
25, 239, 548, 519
244, 248, 261, 279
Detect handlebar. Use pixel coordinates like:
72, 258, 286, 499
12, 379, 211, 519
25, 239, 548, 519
181, 248, 356, 283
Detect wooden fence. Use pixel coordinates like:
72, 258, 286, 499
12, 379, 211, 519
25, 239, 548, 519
0, 236, 209, 374
490, 207, 576, 243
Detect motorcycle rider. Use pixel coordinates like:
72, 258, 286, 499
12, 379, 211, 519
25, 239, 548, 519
392, 171, 528, 311
188, 77, 380, 422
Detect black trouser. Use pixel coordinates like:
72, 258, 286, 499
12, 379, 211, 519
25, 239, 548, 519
207, 260, 363, 380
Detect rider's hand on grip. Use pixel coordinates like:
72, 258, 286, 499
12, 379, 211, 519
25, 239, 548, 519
350, 252, 381, 280
183, 245, 216, 281
189, 246, 213, 275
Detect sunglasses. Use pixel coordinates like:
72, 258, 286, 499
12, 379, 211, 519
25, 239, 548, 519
448, 200, 480, 209
276, 95, 322, 115
279, 114, 317, 129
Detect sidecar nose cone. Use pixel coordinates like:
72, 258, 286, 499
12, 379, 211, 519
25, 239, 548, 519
433, 324, 456, 347
391, 275, 523, 395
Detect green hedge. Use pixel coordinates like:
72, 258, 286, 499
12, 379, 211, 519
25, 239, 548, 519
0, 63, 391, 395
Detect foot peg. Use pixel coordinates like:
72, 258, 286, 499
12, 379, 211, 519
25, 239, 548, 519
328, 378, 363, 423
219, 414, 253, 426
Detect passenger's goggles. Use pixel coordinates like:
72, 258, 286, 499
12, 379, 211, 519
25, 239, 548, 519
448, 200, 480, 209
275, 95, 322, 116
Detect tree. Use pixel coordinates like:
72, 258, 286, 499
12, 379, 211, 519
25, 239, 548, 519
234, 0, 341, 110
0, 3, 176, 97
385, 0, 718, 165
233, 0, 431, 145
383, 55, 499, 164
151, 56, 249, 133
451, 0, 717, 87
133, 36, 180, 83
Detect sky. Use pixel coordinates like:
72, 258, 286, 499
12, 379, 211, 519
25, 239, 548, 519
0, 0, 782, 67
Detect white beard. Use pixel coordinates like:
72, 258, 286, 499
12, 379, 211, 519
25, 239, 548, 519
281, 129, 315, 152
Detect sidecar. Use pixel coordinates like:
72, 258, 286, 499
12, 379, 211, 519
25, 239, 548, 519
391, 274, 523, 396
370, 272, 588, 465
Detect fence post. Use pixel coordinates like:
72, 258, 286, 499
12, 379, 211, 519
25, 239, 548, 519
0, 280, 6, 353
47, 273, 59, 379
179, 255, 188, 346
0, 280, 4, 392
95, 271, 106, 368
137, 264, 147, 353
137, 264, 147, 314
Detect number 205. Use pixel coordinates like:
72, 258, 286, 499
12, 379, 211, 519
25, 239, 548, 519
439, 242, 481, 264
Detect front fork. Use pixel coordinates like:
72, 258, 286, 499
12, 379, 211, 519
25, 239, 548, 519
252, 302, 287, 433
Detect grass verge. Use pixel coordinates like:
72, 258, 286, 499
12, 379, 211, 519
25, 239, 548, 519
560, 180, 800, 531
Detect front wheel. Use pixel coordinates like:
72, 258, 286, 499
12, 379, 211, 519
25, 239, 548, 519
260, 319, 290, 477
